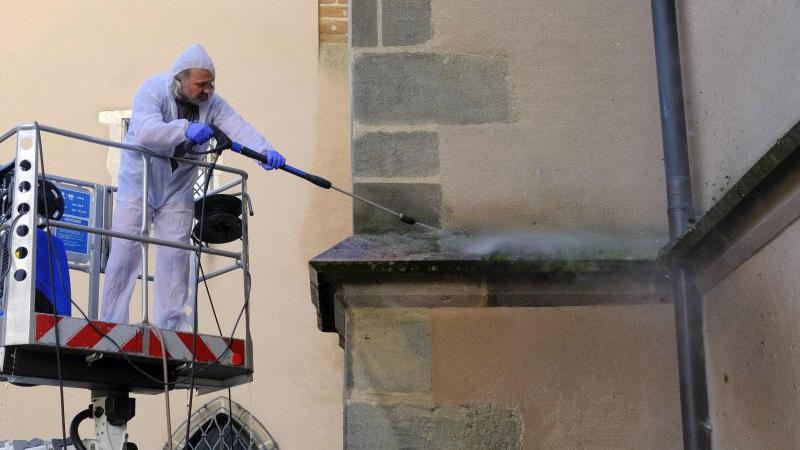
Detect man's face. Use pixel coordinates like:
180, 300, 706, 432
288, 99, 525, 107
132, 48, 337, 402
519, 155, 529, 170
180, 68, 215, 104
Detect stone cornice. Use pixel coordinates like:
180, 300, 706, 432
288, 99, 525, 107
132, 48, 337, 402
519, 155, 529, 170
661, 120, 800, 291
309, 232, 670, 338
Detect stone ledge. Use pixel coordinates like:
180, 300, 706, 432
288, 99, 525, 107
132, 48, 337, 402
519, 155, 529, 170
309, 233, 670, 337
662, 120, 800, 260
660, 120, 800, 292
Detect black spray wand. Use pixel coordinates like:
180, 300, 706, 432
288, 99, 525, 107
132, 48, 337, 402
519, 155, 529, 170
198, 125, 440, 232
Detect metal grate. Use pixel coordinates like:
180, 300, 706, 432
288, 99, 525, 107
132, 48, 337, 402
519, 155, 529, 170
168, 397, 278, 450
185, 412, 256, 450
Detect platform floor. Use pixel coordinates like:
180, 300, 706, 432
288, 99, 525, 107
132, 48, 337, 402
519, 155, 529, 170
0, 314, 251, 393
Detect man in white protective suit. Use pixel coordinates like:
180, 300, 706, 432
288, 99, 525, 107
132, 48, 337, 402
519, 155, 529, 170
101, 44, 285, 330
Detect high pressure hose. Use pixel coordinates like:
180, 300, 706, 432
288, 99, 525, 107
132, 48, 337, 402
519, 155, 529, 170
195, 125, 442, 232
69, 406, 93, 450
146, 323, 174, 450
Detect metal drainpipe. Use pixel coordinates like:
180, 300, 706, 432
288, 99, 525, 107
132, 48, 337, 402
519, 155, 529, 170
650, 1, 711, 449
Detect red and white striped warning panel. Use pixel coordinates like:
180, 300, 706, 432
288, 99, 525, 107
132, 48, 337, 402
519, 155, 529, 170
34, 313, 245, 367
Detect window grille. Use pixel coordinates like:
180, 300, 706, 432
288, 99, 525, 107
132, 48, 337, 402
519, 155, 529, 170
167, 397, 278, 450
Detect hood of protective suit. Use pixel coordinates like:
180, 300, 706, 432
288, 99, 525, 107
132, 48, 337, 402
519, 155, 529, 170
170, 44, 216, 78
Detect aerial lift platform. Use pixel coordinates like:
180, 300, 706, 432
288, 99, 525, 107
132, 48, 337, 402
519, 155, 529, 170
0, 123, 254, 449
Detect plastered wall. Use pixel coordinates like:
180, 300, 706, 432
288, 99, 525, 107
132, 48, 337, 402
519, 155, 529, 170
681, 3, 800, 447
704, 218, 800, 449
680, 1, 800, 213
430, 305, 682, 450
0, 2, 350, 449
352, 0, 800, 234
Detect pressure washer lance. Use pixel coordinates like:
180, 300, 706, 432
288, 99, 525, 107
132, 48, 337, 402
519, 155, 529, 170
198, 125, 440, 232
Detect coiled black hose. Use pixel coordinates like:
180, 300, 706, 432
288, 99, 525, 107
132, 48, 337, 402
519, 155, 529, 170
69, 406, 93, 450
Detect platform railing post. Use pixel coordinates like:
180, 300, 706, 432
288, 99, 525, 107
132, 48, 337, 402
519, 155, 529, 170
4, 125, 39, 345
187, 251, 199, 330
241, 178, 253, 369
140, 153, 150, 324
0, 128, 18, 346
87, 185, 105, 320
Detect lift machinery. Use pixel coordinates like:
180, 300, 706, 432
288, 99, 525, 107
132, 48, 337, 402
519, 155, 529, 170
0, 122, 439, 449
0, 123, 254, 449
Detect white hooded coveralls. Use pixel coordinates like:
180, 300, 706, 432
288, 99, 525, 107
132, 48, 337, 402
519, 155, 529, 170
101, 44, 274, 330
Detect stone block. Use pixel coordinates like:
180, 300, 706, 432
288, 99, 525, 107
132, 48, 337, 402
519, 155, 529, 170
352, 182, 441, 233
353, 131, 439, 177
351, 0, 378, 47
340, 273, 485, 308
382, 0, 432, 46
487, 271, 671, 306
345, 401, 523, 450
346, 308, 431, 393
354, 53, 512, 125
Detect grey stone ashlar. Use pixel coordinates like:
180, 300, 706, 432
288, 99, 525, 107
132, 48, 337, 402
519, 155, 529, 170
345, 401, 523, 450
351, 0, 378, 47
343, 307, 523, 449
382, 0, 433, 47
353, 131, 439, 178
352, 182, 442, 233
346, 308, 432, 394
354, 53, 513, 125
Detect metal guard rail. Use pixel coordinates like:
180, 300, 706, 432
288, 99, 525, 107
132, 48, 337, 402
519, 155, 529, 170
0, 122, 251, 332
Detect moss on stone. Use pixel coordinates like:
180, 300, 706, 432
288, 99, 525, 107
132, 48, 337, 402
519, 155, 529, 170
662, 120, 800, 262
311, 231, 663, 277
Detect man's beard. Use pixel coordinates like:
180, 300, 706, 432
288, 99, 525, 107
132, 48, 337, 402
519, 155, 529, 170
172, 79, 209, 105
187, 92, 209, 104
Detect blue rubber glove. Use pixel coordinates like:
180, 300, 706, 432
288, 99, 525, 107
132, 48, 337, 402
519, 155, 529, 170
185, 123, 214, 145
260, 150, 286, 170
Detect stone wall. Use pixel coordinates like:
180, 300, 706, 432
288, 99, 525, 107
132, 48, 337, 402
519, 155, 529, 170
342, 303, 682, 450
345, 2, 680, 448
345, 308, 525, 450
351, 0, 667, 234
344, 1, 800, 449
351, 0, 800, 231
312, 234, 680, 449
